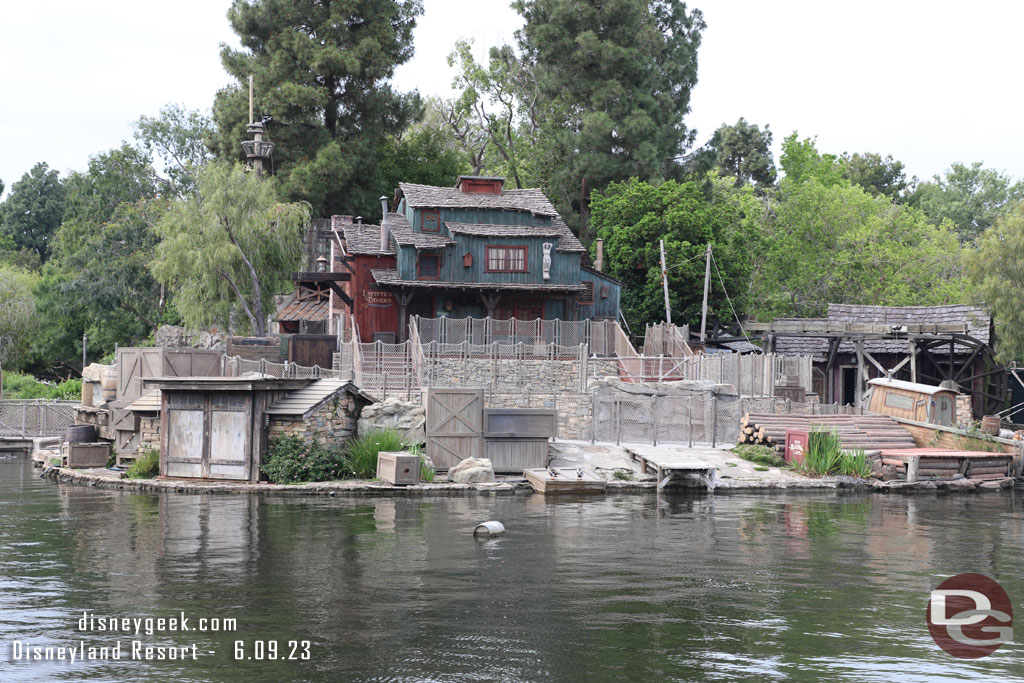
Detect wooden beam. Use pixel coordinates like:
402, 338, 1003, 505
292, 271, 352, 282
326, 281, 353, 308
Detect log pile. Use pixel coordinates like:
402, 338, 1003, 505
739, 413, 917, 454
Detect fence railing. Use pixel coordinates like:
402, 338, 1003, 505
412, 315, 624, 355
224, 356, 349, 381
642, 322, 693, 357
590, 396, 859, 447
0, 400, 78, 438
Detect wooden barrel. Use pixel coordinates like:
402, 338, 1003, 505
981, 415, 1001, 436
100, 366, 117, 403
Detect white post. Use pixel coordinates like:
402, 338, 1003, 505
700, 243, 711, 342
660, 240, 672, 325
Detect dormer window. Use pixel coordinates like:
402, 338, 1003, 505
579, 281, 594, 305
421, 209, 440, 232
485, 246, 527, 273
456, 176, 505, 194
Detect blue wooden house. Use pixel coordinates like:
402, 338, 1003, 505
339, 176, 621, 342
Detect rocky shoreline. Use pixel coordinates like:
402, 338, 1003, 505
39, 464, 1015, 497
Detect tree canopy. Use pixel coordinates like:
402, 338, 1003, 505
0, 162, 65, 262
152, 163, 308, 337
689, 118, 776, 189
909, 161, 1024, 243
209, 0, 424, 220
967, 201, 1024, 362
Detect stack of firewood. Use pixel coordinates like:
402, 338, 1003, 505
739, 413, 917, 454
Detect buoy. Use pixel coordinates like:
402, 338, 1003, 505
473, 521, 505, 536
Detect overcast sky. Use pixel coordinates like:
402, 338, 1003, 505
2, 0, 1022, 196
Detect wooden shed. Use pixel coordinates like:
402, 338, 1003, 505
144, 376, 309, 482
865, 378, 958, 426
117, 347, 224, 403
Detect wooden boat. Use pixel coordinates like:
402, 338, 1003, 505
524, 467, 606, 494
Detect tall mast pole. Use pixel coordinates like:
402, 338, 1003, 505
699, 243, 711, 342
659, 239, 671, 325
249, 74, 254, 125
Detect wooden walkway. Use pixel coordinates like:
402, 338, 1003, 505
629, 450, 718, 490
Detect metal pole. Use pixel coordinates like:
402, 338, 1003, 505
687, 396, 693, 448
82, 334, 87, 370
659, 239, 672, 325
700, 243, 711, 342
711, 396, 717, 448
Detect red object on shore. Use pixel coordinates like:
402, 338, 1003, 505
785, 429, 810, 465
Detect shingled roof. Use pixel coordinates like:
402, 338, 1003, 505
339, 221, 387, 255
400, 182, 559, 216
446, 222, 564, 238
387, 212, 453, 249
773, 304, 992, 359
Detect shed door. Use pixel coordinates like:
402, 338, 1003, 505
426, 388, 483, 469
208, 393, 249, 480
288, 334, 337, 369
165, 407, 205, 478
935, 396, 954, 426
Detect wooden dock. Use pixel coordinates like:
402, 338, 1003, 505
878, 448, 1015, 482
629, 451, 718, 490
524, 467, 606, 494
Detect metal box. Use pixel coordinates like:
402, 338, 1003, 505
377, 451, 419, 485
63, 442, 111, 469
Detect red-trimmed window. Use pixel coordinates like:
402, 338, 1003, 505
579, 281, 594, 305
421, 209, 441, 233
485, 246, 527, 273
417, 252, 441, 279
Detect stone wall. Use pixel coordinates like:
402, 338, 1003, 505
267, 393, 359, 448
426, 357, 584, 393
138, 415, 161, 454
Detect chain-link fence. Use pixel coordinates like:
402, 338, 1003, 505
0, 400, 77, 438
413, 315, 618, 351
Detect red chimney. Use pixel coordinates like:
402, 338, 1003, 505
456, 175, 504, 194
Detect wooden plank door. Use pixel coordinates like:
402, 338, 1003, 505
288, 334, 337, 368
163, 392, 206, 478
207, 393, 250, 480
425, 388, 483, 469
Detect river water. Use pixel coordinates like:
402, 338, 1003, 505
1, 453, 1023, 682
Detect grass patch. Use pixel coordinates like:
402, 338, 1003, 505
754, 466, 769, 471
800, 430, 842, 476
836, 449, 872, 478
125, 449, 159, 479
731, 444, 785, 468
613, 469, 635, 481
344, 429, 405, 479
726, 462, 738, 467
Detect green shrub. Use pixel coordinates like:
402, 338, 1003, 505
419, 455, 435, 483
730, 444, 785, 467
613, 469, 635, 480
801, 430, 842, 476
837, 449, 872, 478
344, 429, 404, 479
2, 372, 82, 400
126, 449, 159, 479
261, 435, 346, 484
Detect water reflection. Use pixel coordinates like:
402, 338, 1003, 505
1, 455, 1023, 682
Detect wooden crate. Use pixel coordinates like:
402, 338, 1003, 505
483, 409, 556, 438
62, 442, 110, 468
485, 437, 549, 473
377, 451, 419, 485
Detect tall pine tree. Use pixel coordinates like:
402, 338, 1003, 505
513, 0, 705, 240
209, 0, 423, 219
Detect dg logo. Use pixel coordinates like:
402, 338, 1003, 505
928, 573, 1013, 658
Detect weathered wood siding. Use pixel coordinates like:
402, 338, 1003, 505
344, 253, 398, 342
580, 268, 621, 321
397, 233, 580, 285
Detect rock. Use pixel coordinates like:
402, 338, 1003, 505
942, 477, 976, 491
421, 455, 434, 472
82, 363, 110, 382
978, 478, 1014, 491
449, 457, 495, 484
357, 397, 426, 445
155, 324, 188, 348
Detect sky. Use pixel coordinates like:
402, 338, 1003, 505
2, 0, 1023, 197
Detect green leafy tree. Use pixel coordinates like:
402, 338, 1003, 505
377, 125, 469, 197
152, 163, 308, 336
0, 162, 66, 261
966, 202, 1024, 362
134, 103, 213, 196
0, 265, 40, 370
511, 0, 705, 239
779, 133, 845, 187
840, 152, 910, 200
62, 145, 161, 225
590, 175, 761, 331
688, 118, 776, 188
755, 179, 965, 318
208, 0, 423, 220
909, 161, 1024, 243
